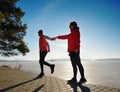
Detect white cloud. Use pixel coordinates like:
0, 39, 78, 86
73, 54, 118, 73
40, 0, 66, 13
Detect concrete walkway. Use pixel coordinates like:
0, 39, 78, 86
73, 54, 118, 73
0, 67, 120, 92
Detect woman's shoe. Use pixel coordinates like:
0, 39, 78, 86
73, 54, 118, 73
78, 78, 87, 84
67, 78, 77, 83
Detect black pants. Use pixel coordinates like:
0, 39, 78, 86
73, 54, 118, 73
39, 51, 51, 73
69, 52, 85, 79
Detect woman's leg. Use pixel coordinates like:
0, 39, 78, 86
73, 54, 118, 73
69, 52, 77, 79
75, 53, 87, 83
76, 54, 85, 79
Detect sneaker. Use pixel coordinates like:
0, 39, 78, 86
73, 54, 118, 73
51, 64, 55, 74
36, 73, 44, 78
67, 78, 77, 83
78, 78, 87, 84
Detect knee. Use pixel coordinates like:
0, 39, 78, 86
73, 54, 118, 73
39, 59, 43, 64
72, 64, 77, 69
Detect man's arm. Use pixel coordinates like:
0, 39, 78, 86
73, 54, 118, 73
44, 35, 55, 40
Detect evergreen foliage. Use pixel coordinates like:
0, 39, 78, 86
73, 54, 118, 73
0, 0, 29, 56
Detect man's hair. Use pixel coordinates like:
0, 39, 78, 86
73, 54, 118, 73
38, 30, 43, 34
70, 21, 77, 28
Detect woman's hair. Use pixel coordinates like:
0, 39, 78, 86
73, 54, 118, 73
38, 30, 43, 34
70, 21, 78, 28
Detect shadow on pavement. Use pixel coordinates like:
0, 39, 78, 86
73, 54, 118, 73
33, 84, 44, 92
68, 81, 91, 92
0, 77, 42, 92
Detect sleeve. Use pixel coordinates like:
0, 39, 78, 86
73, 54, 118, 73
44, 35, 52, 40
57, 34, 70, 39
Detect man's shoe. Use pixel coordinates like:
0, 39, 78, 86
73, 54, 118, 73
36, 73, 44, 78
51, 64, 55, 74
78, 78, 87, 84
67, 78, 77, 83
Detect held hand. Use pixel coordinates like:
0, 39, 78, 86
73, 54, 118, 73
51, 37, 58, 41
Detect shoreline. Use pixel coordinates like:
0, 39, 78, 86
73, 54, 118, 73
0, 61, 120, 89
0, 66, 120, 92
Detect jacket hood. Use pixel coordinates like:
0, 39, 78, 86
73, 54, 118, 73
71, 27, 79, 32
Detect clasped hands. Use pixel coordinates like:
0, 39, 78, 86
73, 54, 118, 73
51, 36, 58, 41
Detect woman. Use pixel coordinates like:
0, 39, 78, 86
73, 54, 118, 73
37, 30, 55, 78
56, 21, 87, 84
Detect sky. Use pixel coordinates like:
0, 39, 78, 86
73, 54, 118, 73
1, 0, 120, 60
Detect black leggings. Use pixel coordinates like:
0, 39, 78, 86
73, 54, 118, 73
69, 52, 85, 79
39, 51, 51, 73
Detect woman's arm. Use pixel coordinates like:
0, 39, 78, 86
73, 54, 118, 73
57, 34, 70, 39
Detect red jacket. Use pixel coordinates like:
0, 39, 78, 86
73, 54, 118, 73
58, 27, 80, 52
39, 34, 50, 52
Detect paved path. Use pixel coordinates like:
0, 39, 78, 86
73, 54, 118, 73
0, 67, 120, 92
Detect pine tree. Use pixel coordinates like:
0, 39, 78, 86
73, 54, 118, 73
0, 0, 29, 57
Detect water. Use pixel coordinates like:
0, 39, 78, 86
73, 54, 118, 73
0, 60, 120, 89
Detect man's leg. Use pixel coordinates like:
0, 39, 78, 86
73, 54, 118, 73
36, 51, 45, 78
39, 52, 44, 73
40, 51, 55, 74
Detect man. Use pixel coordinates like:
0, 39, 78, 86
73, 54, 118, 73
37, 30, 55, 78
56, 21, 87, 84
